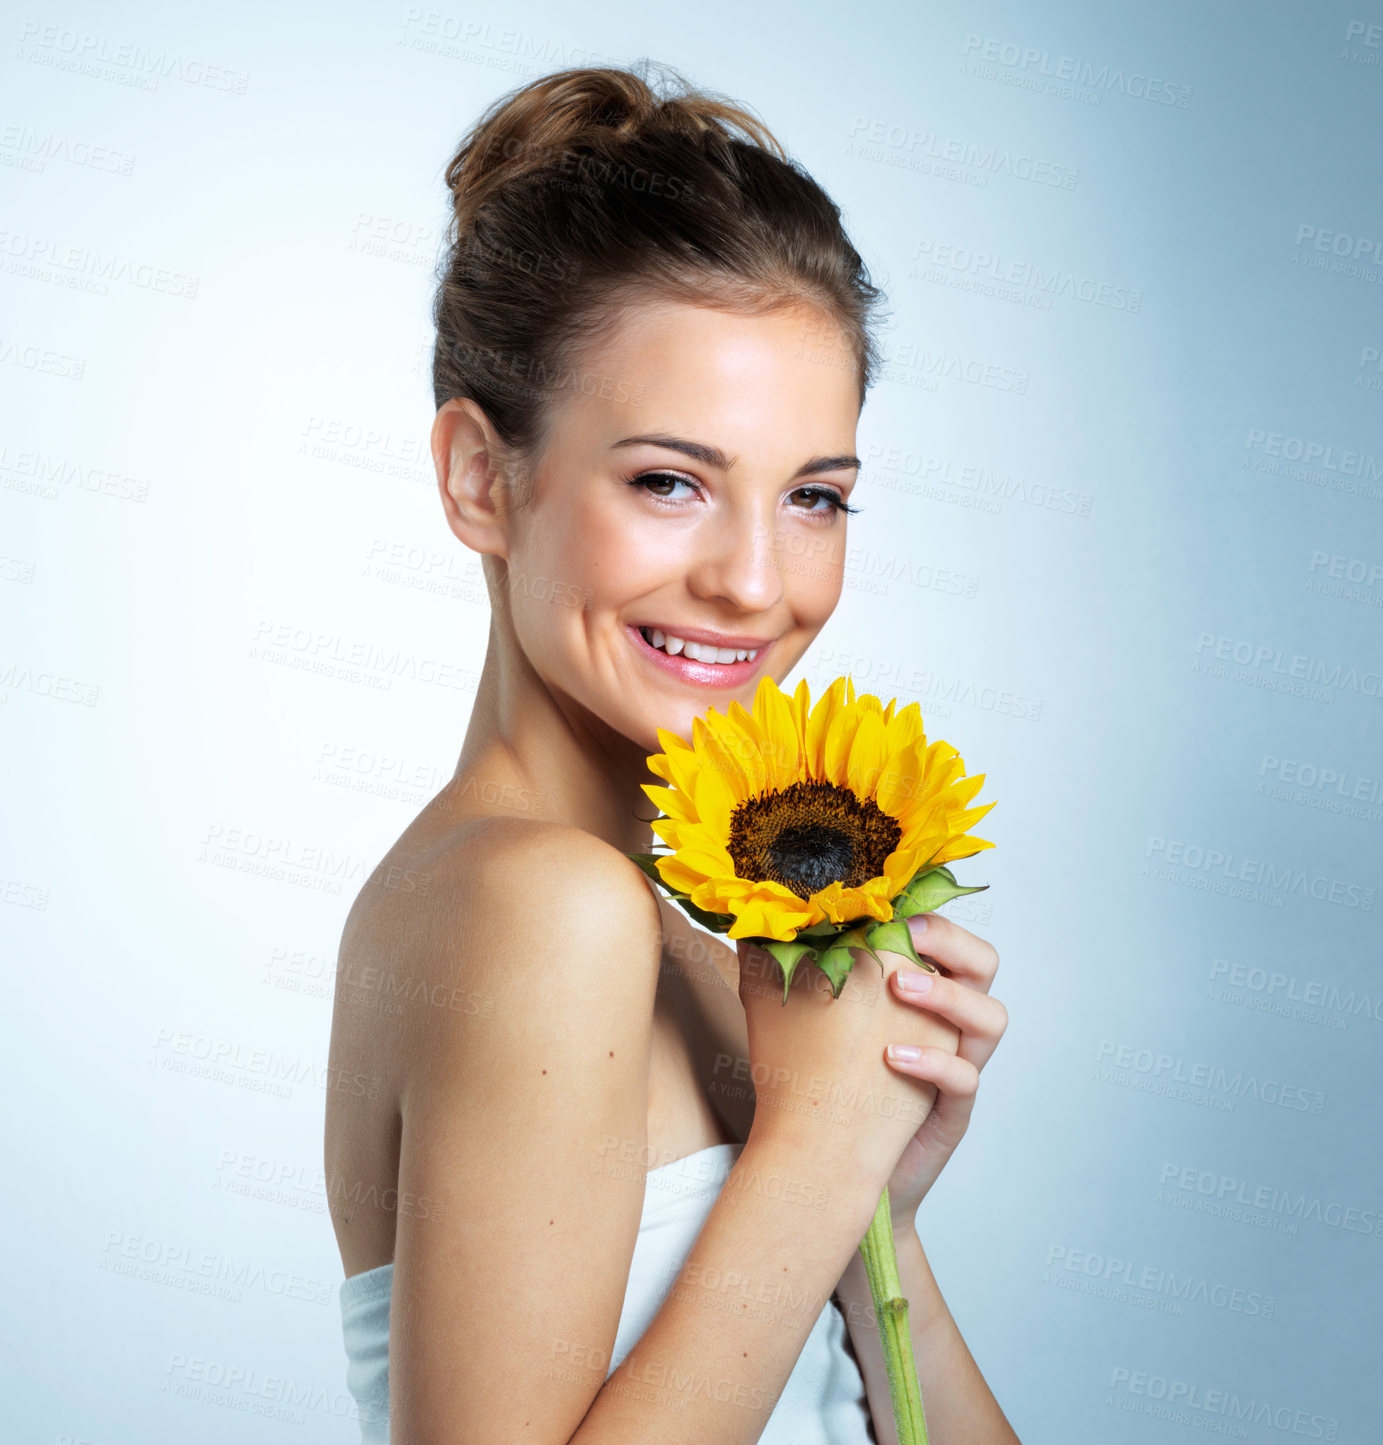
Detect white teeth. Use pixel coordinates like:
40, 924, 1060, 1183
641, 627, 759, 664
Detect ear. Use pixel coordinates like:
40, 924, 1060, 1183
433, 398, 518, 557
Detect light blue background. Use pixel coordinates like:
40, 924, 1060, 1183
2, 2, 1380, 1441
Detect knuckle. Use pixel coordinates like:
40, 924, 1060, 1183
925, 910, 955, 940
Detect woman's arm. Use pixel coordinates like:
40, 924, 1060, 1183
575, 1127, 886, 1443
835, 1223, 1021, 1445
388, 820, 889, 1445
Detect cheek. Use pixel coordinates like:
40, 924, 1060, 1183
781, 527, 846, 624
502, 502, 594, 664
504, 498, 663, 654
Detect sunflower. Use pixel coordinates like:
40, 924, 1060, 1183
634, 674, 994, 996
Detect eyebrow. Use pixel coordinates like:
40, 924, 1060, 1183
611, 432, 861, 478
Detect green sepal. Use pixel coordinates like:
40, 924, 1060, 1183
762, 939, 818, 1003
797, 919, 843, 939
892, 863, 989, 919
862, 917, 934, 972
812, 942, 857, 998
628, 852, 671, 889
671, 896, 737, 933
806, 925, 873, 996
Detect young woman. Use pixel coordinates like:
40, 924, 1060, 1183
325, 62, 1017, 1445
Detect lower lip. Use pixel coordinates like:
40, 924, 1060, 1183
627, 626, 770, 688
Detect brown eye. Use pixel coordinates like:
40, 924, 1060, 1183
791, 486, 850, 514
627, 471, 699, 501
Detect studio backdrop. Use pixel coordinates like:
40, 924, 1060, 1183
3, 2, 1380, 1442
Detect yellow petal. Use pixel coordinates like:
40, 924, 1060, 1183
845, 707, 887, 800
884, 699, 925, 753
657, 845, 735, 894
704, 707, 768, 798
822, 697, 864, 789
874, 730, 926, 812
930, 833, 995, 866
728, 890, 816, 941
810, 879, 891, 926
651, 734, 703, 798
790, 678, 813, 769
804, 676, 847, 781
878, 844, 922, 891
641, 783, 698, 823
688, 755, 740, 839
748, 676, 799, 792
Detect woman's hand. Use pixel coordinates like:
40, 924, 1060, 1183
878, 910, 1008, 1229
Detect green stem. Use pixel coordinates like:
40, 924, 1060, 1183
857, 1187, 928, 1445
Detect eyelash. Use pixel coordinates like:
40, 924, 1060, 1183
624, 470, 860, 516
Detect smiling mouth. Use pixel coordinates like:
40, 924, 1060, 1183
637, 626, 763, 665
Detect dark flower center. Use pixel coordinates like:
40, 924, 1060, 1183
727, 780, 902, 899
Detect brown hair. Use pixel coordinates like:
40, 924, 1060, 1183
432, 59, 885, 502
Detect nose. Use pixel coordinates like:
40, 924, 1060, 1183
685, 504, 787, 615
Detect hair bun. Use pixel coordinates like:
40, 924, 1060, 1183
444, 59, 783, 236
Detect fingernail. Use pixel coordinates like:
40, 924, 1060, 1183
887, 1044, 922, 1061
910, 914, 929, 935
896, 970, 934, 993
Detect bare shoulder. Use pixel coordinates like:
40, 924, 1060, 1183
342, 815, 661, 958
325, 814, 668, 1281
429, 815, 663, 914
337, 816, 665, 1060
410, 816, 665, 974
372, 819, 670, 1438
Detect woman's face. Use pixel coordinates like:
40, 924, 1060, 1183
499, 296, 862, 754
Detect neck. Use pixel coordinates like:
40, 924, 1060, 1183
447, 619, 661, 855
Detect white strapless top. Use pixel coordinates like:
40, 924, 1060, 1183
338, 1140, 874, 1442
